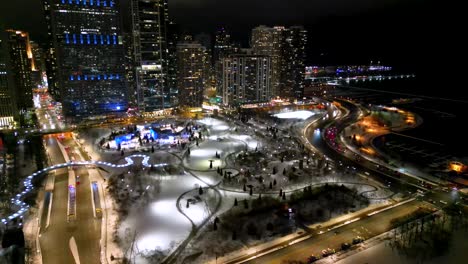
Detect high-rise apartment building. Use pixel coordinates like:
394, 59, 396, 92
42, 0, 128, 121
30, 41, 46, 88
213, 28, 232, 64
5, 30, 34, 112
176, 41, 208, 107
251, 25, 283, 97
214, 28, 233, 96
131, 0, 171, 111
222, 50, 272, 106
123, 33, 136, 106
283, 26, 307, 98
251, 25, 307, 99
0, 32, 18, 128
166, 21, 180, 107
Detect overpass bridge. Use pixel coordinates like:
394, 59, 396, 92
0, 154, 168, 226
3, 114, 177, 136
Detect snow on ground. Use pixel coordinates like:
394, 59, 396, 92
117, 172, 204, 257
79, 115, 397, 263
274, 110, 316, 120
227, 134, 260, 150
120, 117, 256, 260
183, 140, 244, 171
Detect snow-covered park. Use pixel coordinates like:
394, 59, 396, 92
75, 113, 395, 263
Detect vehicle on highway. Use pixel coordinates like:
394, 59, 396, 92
352, 236, 365, 244
321, 248, 335, 257
307, 255, 318, 263
341, 242, 351, 250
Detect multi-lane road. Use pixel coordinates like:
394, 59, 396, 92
244, 200, 430, 264
225, 99, 464, 264
39, 135, 101, 264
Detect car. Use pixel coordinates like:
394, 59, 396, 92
352, 236, 364, 244
321, 248, 335, 257
307, 255, 318, 263
341, 242, 351, 250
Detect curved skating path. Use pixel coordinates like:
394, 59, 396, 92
163, 131, 395, 263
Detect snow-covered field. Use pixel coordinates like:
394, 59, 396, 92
274, 110, 316, 120
110, 117, 263, 262
83, 116, 394, 263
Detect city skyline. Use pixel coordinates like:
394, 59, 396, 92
1, 1, 466, 264
0, 0, 435, 72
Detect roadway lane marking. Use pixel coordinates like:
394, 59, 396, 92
367, 198, 415, 216
46, 193, 53, 229
69, 236, 81, 264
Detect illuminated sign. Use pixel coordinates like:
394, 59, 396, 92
142, 65, 162, 71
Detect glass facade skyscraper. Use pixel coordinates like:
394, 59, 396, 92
42, 0, 128, 121
131, 0, 171, 111
0, 32, 18, 128
4, 30, 34, 112
251, 25, 307, 99
283, 26, 307, 99
214, 28, 233, 97
251, 25, 282, 97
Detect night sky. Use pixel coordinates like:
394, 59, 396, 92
0, 0, 451, 75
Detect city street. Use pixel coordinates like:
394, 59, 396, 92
244, 199, 431, 264
39, 135, 101, 264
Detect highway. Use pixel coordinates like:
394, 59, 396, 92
303, 100, 460, 207
65, 138, 101, 264
39, 135, 101, 264
245, 200, 429, 264
39, 136, 74, 263
225, 99, 463, 264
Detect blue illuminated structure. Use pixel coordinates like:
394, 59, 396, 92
42, 0, 128, 120
1, 155, 168, 226
149, 128, 158, 139
115, 134, 134, 145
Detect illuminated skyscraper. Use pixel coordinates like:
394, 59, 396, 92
131, 0, 171, 111
30, 41, 46, 88
166, 21, 180, 107
0, 32, 18, 128
5, 30, 34, 112
251, 25, 307, 99
252, 25, 282, 97
222, 50, 272, 106
42, 0, 128, 121
283, 26, 307, 99
177, 41, 208, 107
214, 28, 232, 64
214, 28, 232, 96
